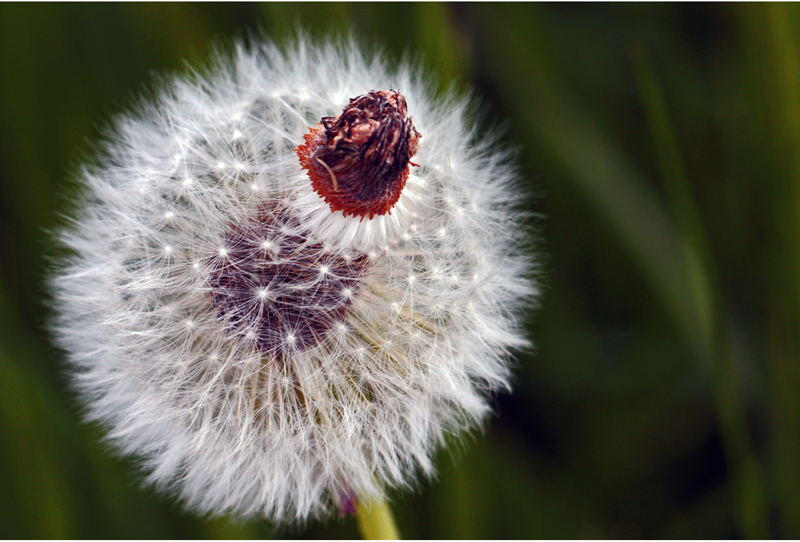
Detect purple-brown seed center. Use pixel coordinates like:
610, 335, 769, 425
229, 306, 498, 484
207, 206, 368, 358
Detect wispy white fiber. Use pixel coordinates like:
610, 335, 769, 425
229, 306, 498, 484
51, 35, 537, 523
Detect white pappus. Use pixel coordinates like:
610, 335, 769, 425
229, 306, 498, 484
51, 35, 537, 523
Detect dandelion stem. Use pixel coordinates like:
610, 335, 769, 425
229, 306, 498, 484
355, 499, 400, 540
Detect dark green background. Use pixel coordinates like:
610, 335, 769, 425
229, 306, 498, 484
1, 3, 798, 539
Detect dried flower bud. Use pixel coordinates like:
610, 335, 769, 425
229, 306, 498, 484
297, 90, 421, 219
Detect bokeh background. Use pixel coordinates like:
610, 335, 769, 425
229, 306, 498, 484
1, 2, 798, 538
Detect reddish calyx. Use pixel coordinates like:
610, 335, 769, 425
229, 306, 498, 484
296, 90, 421, 220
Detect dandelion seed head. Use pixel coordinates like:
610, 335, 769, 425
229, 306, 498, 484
50, 35, 537, 523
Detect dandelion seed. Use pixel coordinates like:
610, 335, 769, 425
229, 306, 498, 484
50, 36, 536, 524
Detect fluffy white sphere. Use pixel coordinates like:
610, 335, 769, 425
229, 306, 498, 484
51, 36, 536, 523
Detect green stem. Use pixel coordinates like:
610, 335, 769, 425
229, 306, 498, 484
355, 499, 400, 540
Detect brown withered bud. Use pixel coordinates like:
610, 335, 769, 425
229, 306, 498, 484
296, 90, 421, 220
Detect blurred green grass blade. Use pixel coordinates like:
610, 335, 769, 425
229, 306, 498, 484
203, 517, 260, 539
413, 3, 472, 93
477, 5, 706, 358
0, 365, 70, 538
767, 5, 800, 150
747, 3, 800, 537
431, 441, 483, 539
630, 46, 715, 347
0, 4, 70, 240
631, 47, 768, 539
0, 293, 75, 538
